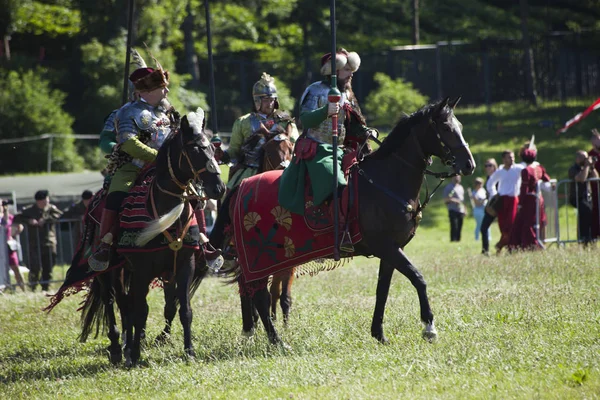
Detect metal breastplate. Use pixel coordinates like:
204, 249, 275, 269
241, 113, 283, 168
300, 81, 348, 144
115, 100, 172, 167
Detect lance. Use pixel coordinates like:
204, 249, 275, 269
121, 0, 135, 105
328, 0, 342, 261
204, 0, 221, 145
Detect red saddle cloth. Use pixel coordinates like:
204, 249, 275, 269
118, 176, 200, 253
232, 169, 361, 283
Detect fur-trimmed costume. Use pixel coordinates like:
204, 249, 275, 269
278, 78, 373, 215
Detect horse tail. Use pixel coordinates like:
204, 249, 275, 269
79, 275, 109, 343
209, 187, 238, 249
188, 260, 209, 299
136, 202, 185, 246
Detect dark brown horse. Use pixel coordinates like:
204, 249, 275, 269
80, 109, 225, 366
261, 130, 296, 324
213, 98, 474, 345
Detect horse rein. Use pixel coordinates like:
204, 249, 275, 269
357, 113, 468, 217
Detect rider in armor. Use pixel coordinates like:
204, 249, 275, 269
89, 61, 174, 272
278, 49, 377, 217
216, 72, 299, 190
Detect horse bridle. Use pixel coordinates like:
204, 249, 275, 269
158, 130, 217, 200
429, 116, 470, 168
357, 111, 470, 215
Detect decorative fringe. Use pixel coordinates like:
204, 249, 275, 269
136, 202, 185, 246
294, 256, 352, 278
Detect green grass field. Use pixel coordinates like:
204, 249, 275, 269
1, 224, 599, 399
1, 99, 599, 398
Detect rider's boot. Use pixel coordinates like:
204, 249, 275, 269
195, 208, 223, 272
89, 209, 119, 272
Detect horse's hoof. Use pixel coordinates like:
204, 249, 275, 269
422, 321, 438, 343
154, 332, 171, 345
124, 349, 133, 368
184, 348, 196, 359
107, 346, 123, 365
241, 328, 255, 339
374, 334, 390, 345
278, 341, 292, 352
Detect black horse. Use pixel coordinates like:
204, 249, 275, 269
80, 109, 225, 366
212, 97, 474, 345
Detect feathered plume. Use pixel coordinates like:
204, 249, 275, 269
529, 135, 535, 150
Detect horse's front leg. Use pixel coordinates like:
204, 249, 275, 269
280, 268, 295, 326
269, 273, 283, 321
177, 258, 195, 357
252, 283, 283, 345
125, 277, 150, 367
373, 242, 436, 342
156, 280, 178, 344
371, 260, 394, 344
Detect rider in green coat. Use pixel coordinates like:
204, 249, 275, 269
279, 49, 377, 216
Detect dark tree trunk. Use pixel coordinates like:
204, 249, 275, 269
519, 0, 538, 105
412, 0, 419, 45
183, 1, 200, 88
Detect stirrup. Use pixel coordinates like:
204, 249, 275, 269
339, 231, 354, 254
89, 243, 111, 272
206, 254, 224, 273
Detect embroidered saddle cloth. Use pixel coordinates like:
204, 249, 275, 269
232, 169, 361, 283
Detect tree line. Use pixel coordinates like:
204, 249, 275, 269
1, 0, 599, 173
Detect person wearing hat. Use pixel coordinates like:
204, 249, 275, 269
215, 72, 299, 190
99, 49, 149, 157
62, 190, 94, 247
13, 190, 62, 291
278, 48, 377, 252
508, 139, 552, 251
89, 58, 175, 272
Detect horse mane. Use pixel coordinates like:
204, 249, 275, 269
368, 102, 439, 160
136, 127, 184, 247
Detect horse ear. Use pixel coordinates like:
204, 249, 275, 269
449, 97, 462, 109
181, 115, 190, 132
435, 97, 450, 115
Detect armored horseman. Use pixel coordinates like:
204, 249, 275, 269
88, 60, 174, 271
509, 138, 552, 251
278, 48, 377, 252
216, 72, 299, 190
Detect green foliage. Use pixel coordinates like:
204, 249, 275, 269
10, 0, 81, 37
364, 73, 429, 128
0, 69, 83, 172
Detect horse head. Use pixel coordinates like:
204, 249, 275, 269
421, 97, 475, 176
178, 109, 226, 199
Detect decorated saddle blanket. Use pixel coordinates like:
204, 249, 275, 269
232, 169, 361, 283
44, 170, 198, 312
117, 175, 200, 253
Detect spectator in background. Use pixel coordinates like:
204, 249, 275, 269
509, 141, 552, 251
1, 199, 26, 292
587, 129, 600, 238
443, 175, 466, 242
13, 190, 63, 292
471, 177, 488, 241
568, 150, 598, 245
486, 150, 524, 254
480, 158, 498, 255
62, 190, 94, 246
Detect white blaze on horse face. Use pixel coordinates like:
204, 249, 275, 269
448, 114, 468, 148
206, 157, 220, 174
